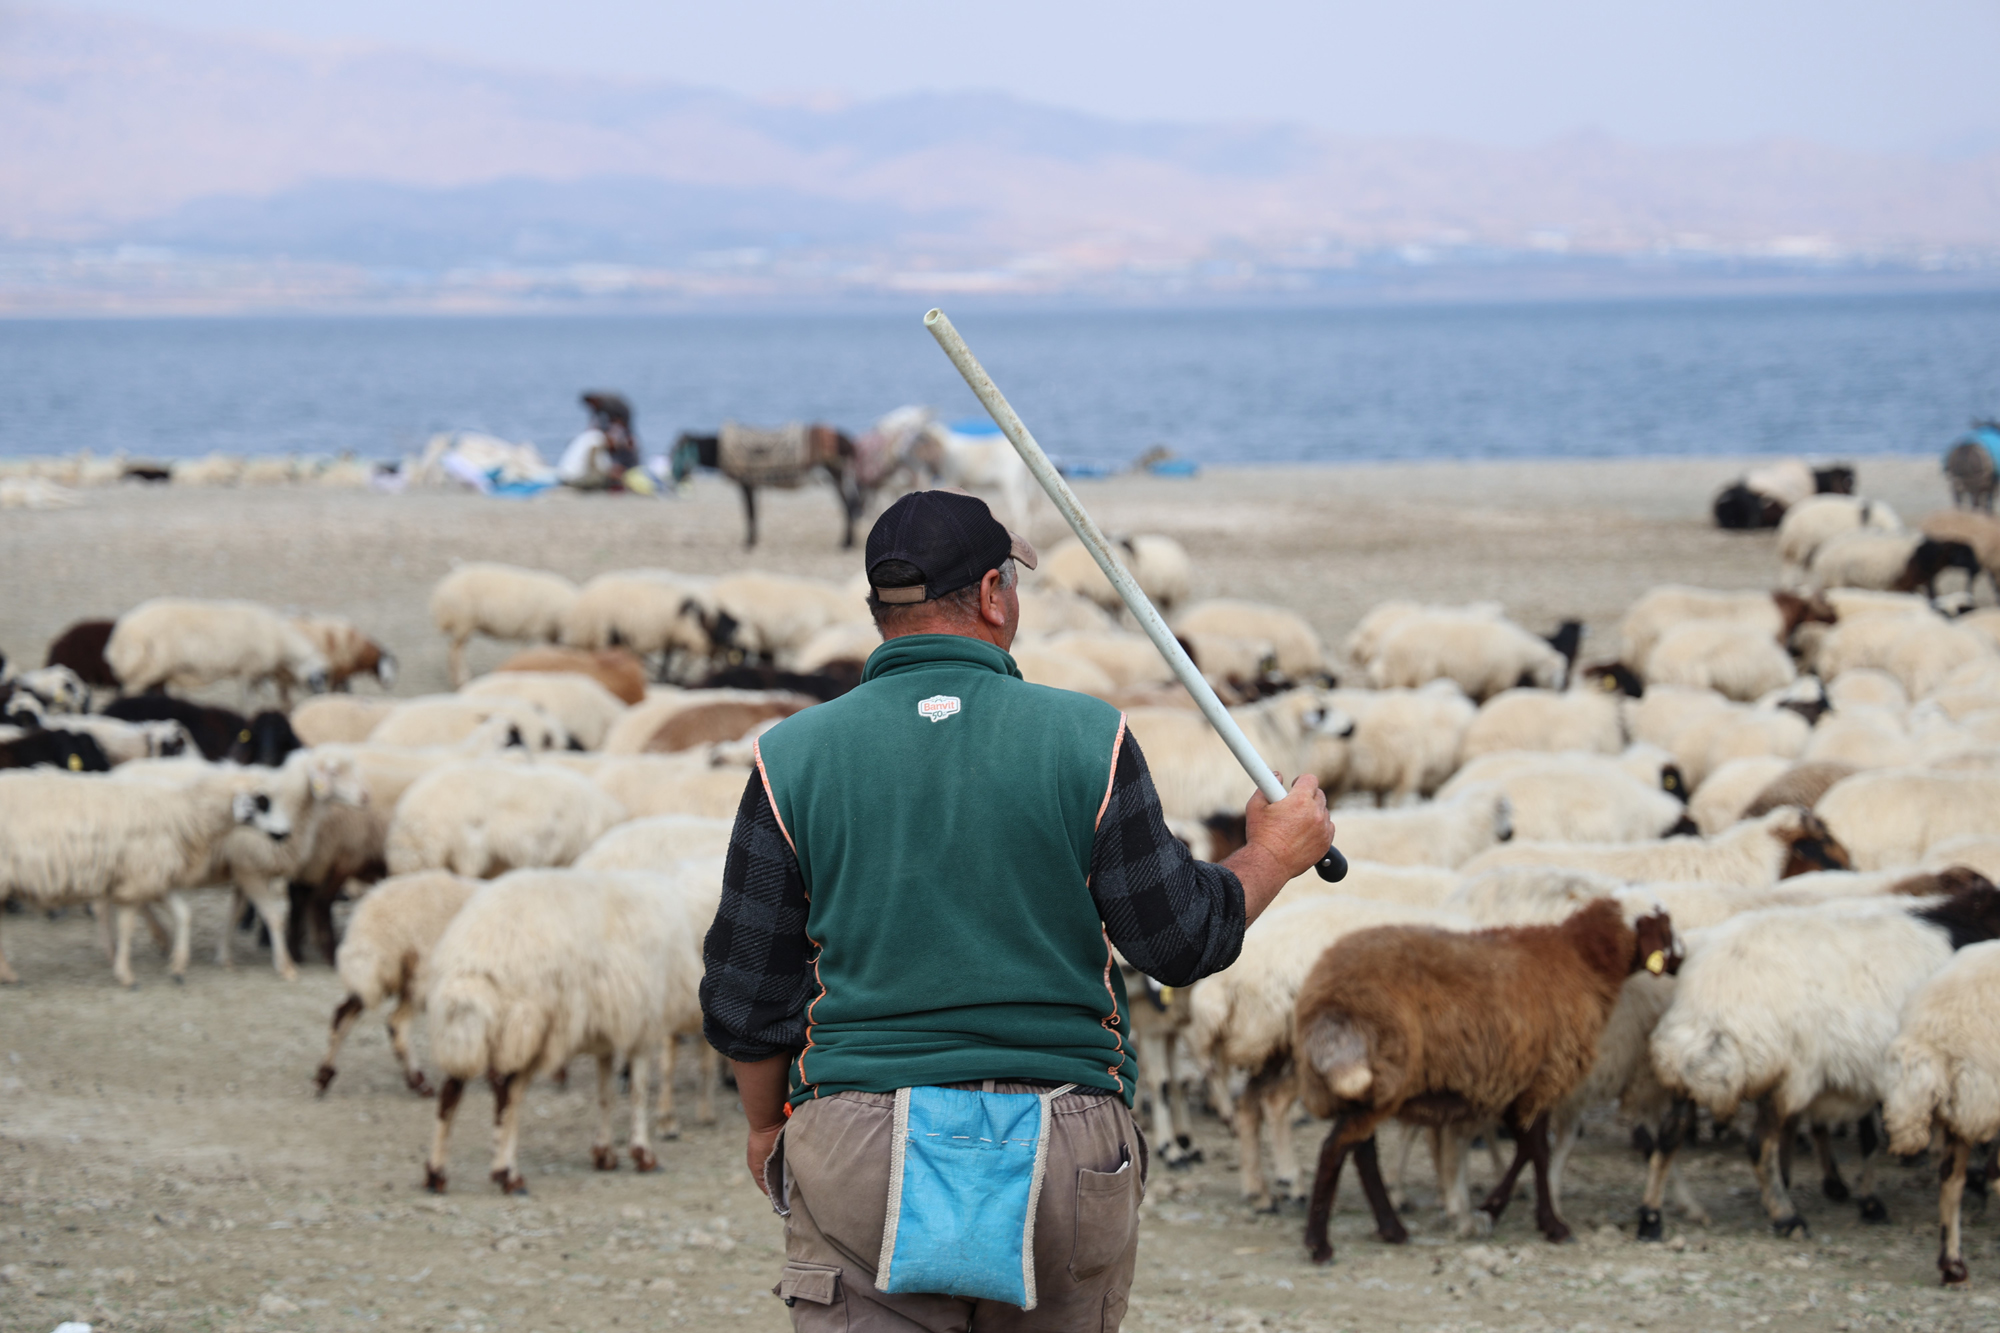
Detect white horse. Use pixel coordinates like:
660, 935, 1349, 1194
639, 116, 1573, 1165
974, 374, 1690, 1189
894, 408, 1036, 530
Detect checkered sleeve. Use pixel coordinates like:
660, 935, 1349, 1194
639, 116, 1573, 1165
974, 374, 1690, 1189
700, 770, 813, 1063
1090, 730, 1247, 986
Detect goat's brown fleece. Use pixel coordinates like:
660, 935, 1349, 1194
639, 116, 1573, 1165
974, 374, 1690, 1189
1294, 897, 1637, 1126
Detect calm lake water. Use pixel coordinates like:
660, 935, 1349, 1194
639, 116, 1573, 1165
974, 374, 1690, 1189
2, 292, 1996, 468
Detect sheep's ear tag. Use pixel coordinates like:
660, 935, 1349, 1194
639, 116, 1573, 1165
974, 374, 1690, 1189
1159, 986, 1174, 1007
67, 754, 82, 771
1645, 949, 1666, 975
1599, 674, 1618, 692
239, 729, 252, 743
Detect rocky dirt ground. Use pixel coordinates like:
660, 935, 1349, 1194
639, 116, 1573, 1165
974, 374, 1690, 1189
6, 454, 1997, 1333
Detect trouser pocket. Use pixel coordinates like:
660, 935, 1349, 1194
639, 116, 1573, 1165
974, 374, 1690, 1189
774, 1260, 845, 1330
1069, 1144, 1139, 1281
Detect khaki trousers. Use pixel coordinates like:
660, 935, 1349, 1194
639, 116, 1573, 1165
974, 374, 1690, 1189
765, 1083, 1146, 1332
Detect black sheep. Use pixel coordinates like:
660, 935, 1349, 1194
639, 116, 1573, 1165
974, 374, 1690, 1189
44, 619, 120, 690
104, 696, 248, 762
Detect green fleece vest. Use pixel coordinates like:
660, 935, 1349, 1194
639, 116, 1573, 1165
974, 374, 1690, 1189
754, 633, 1136, 1107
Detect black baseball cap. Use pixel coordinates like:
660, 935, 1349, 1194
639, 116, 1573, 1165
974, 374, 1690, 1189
866, 490, 1039, 604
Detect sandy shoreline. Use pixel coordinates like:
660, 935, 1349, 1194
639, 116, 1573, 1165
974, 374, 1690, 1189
0, 453, 1948, 694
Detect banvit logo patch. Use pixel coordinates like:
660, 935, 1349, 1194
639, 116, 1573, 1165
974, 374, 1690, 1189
917, 695, 962, 723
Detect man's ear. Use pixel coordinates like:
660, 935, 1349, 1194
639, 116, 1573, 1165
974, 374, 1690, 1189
981, 568, 1009, 626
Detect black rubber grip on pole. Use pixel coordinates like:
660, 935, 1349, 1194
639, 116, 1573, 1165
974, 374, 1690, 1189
1315, 846, 1349, 882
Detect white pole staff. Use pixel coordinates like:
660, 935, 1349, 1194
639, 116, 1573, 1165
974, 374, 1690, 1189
923, 308, 1345, 882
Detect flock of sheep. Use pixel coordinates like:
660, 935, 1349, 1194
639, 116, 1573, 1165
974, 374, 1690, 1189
5, 478, 2000, 1289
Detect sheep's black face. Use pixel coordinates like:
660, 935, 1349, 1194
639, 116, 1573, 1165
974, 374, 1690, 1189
1631, 911, 1681, 976
1916, 882, 2000, 950
1782, 812, 1852, 876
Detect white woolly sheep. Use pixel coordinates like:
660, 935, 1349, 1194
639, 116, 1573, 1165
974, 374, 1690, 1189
429, 563, 579, 687
1036, 534, 1193, 613
590, 754, 754, 820
107, 598, 330, 701
1328, 682, 1477, 805
600, 688, 814, 755
1800, 706, 1917, 770
1015, 588, 1117, 636
1343, 600, 1505, 671
1461, 685, 1624, 762
10, 665, 91, 714
1687, 756, 1794, 834
368, 694, 570, 751
385, 761, 628, 878
1924, 835, 2000, 883
1883, 623, 1996, 700
1278, 860, 1459, 909
1460, 805, 1850, 886
461, 671, 627, 750
575, 815, 733, 870
1008, 643, 1118, 696
1440, 752, 1692, 843
712, 571, 867, 662
790, 621, 882, 673
1746, 457, 1815, 507
313, 870, 480, 1096
1173, 599, 1326, 679
1617, 587, 1829, 670
1039, 631, 1177, 691
0, 764, 297, 985
1181, 631, 1279, 688
1323, 784, 1512, 868
1185, 894, 1476, 1209
1647, 887, 2000, 1237
1826, 668, 1909, 713
1698, 704, 1811, 783
42, 715, 192, 766
1124, 691, 1355, 821
1809, 529, 1923, 592
1367, 610, 1568, 701
1815, 768, 2000, 871
559, 569, 717, 663
421, 867, 708, 1193
289, 614, 396, 691
290, 695, 397, 746
1882, 938, 2000, 1285
1777, 495, 1902, 582
1644, 619, 1797, 702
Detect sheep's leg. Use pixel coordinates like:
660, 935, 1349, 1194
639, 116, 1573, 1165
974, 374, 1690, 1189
690, 1037, 718, 1126
140, 902, 173, 953
386, 992, 432, 1095
1435, 1125, 1489, 1238
1165, 1033, 1199, 1162
1478, 1127, 1534, 1224
1522, 1112, 1571, 1243
0, 915, 15, 985
1751, 1101, 1808, 1238
241, 880, 298, 981
425, 1076, 465, 1193
111, 903, 140, 988
1353, 1135, 1408, 1244
1638, 1097, 1698, 1240
1669, 1160, 1712, 1225
489, 1072, 527, 1195
656, 1035, 681, 1140
1378, 1120, 1416, 1213
739, 483, 758, 549
1267, 1085, 1304, 1204
1303, 1109, 1387, 1264
1547, 1109, 1585, 1219
1140, 1028, 1191, 1167
1855, 1111, 1889, 1223
1811, 1122, 1850, 1202
214, 891, 237, 967
591, 1053, 619, 1171
1940, 1134, 1972, 1286
447, 636, 469, 689
314, 993, 364, 1095
162, 892, 191, 981
628, 1052, 657, 1173
1234, 1073, 1270, 1209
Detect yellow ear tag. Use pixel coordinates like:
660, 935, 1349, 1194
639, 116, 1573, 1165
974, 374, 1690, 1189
1159, 986, 1174, 1007
67, 754, 83, 771
239, 730, 252, 743
1645, 950, 1666, 975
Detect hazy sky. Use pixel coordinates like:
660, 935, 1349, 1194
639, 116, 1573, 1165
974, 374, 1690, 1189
41, 0, 2000, 154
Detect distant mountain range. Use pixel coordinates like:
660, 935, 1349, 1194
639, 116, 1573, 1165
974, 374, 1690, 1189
4, 5, 1999, 310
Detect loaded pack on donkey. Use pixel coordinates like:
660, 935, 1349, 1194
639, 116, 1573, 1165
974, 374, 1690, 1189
671, 420, 903, 548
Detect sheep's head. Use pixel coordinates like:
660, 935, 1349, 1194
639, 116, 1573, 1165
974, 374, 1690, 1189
1773, 590, 1837, 638
1584, 662, 1644, 698
1659, 763, 1688, 802
306, 755, 368, 808
232, 789, 293, 842
1629, 909, 1682, 977
1913, 876, 2000, 950
1776, 808, 1852, 877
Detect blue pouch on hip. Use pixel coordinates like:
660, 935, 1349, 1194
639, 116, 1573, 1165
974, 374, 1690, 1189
876, 1083, 1075, 1309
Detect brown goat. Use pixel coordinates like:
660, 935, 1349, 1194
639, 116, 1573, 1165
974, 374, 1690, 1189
495, 646, 649, 705
1294, 899, 1676, 1262
643, 698, 808, 753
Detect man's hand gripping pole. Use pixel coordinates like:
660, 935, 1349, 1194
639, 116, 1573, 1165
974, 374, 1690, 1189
923, 308, 1347, 883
